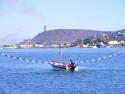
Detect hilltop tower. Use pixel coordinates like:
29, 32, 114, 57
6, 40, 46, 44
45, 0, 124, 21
44, 25, 47, 32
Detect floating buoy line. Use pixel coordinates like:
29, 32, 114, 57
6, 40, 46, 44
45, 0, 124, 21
0, 49, 125, 64
0, 52, 48, 64
79, 49, 125, 64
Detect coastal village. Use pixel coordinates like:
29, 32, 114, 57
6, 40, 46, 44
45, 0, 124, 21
1, 39, 125, 49
1, 26, 125, 49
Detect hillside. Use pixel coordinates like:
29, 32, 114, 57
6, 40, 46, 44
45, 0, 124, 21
31, 29, 108, 45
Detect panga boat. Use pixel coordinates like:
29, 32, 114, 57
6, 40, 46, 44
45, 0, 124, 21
49, 60, 78, 71
49, 45, 78, 71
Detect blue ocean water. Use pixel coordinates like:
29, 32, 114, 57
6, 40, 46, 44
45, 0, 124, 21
0, 48, 125, 94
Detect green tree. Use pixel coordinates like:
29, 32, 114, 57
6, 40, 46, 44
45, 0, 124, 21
83, 38, 92, 44
94, 36, 108, 44
76, 39, 83, 45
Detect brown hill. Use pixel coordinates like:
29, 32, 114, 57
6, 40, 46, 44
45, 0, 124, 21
31, 29, 108, 45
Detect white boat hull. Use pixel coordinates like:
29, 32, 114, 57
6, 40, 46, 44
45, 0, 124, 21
49, 61, 78, 71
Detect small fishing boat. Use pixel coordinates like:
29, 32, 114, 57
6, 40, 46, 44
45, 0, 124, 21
49, 45, 78, 71
49, 60, 78, 71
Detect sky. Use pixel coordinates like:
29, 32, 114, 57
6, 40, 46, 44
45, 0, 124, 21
0, 0, 125, 45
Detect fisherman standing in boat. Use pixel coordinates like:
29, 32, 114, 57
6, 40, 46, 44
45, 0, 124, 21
69, 59, 76, 71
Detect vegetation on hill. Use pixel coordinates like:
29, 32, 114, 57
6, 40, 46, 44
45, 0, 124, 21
19, 29, 125, 47
31, 29, 107, 45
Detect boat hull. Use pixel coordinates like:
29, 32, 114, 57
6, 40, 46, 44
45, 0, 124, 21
49, 61, 78, 71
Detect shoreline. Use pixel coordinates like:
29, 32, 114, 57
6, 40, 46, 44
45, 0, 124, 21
1, 46, 125, 49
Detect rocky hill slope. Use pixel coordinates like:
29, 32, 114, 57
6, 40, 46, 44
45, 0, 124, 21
31, 29, 108, 45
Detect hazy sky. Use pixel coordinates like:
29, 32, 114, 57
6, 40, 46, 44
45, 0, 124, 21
0, 0, 125, 44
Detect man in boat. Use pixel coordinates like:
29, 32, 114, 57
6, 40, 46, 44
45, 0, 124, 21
69, 59, 76, 71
